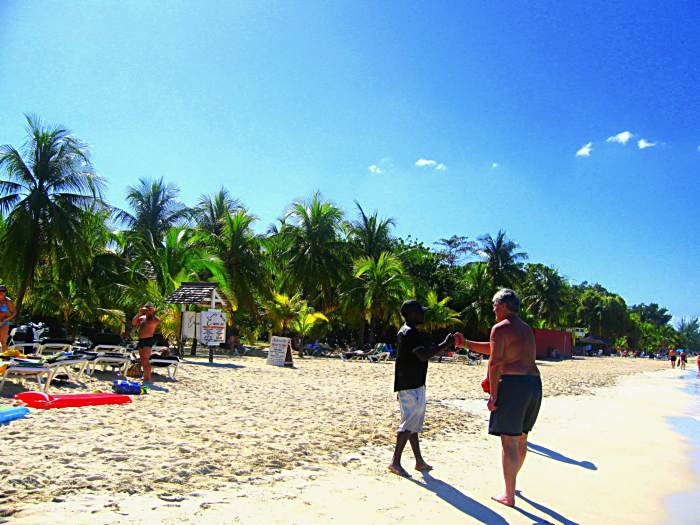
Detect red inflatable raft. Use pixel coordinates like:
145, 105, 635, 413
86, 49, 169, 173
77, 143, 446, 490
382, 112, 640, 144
15, 391, 132, 409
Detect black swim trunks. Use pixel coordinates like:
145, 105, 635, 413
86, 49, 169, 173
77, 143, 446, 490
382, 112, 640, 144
489, 375, 542, 436
136, 337, 155, 349
671, 355, 677, 362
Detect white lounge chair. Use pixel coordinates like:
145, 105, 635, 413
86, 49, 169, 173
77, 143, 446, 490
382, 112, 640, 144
36, 343, 72, 356
149, 346, 180, 380
46, 358, 89, 383
0, 359, 53, 393
8, 343, 40, 355
86, 345, 131, 376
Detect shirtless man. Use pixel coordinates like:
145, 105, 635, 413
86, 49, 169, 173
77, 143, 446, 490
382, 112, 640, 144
131, 302, 159, 383
461, 289, 542, 507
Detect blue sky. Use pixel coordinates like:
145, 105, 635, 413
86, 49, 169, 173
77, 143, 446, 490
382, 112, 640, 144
1, 1, 698, 320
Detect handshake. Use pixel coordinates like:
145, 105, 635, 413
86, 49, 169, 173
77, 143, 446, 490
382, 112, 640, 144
439, 332, 467, 349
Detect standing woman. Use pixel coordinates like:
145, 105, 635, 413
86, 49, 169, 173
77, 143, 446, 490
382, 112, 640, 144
0, 285, 16, 353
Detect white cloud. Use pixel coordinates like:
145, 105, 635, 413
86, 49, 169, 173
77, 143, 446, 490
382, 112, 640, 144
368, 164, 383, 174
435, 163, 447, 171
576, 142, 593, 157
415, 158, 437, 168
606, 131, 634, 144
637, 139, 657, 150
491, 162, 500, 169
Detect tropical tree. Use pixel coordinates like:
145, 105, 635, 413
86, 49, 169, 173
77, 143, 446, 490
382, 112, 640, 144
520, 263, 569, 328
347, 201, 395, 260
195, 187, 241, 237
576, 290, 630, 341
459, 262, 496, 338
0, 115, 106, 314
346, 252, 413, 344
434, 235, 475, 267
292, 304, 329, 356
475, 230, 528, 288
422, 290, 461, 332
282, 193, 348, 310
629, 303, 673, 328
676, 318, 700, 351
265, 292, 304, 334
204, 209, 270, 319
119, 177, 190, 246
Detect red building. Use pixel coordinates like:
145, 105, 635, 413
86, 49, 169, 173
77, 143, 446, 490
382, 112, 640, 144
533, 328, 573, 359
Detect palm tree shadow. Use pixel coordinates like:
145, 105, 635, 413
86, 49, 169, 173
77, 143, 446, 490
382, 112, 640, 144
528, 443, 597, 470
515, 491, 581, 525
411, 472, 508, 524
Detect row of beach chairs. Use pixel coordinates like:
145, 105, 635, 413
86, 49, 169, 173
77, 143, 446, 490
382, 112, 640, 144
0, 343, 179, 394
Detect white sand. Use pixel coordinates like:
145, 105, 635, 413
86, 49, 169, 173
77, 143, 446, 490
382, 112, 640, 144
4, 357, 694, 524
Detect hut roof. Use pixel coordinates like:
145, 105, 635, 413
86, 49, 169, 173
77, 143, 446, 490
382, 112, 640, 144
164, 282, 227, 306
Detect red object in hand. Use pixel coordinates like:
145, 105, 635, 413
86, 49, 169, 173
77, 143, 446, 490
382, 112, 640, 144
453, 332, 465, 348
481, 376, 490, 393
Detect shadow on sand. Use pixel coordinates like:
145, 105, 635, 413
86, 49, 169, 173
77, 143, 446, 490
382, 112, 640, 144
527, 443, 597, 471
514, 491, 581, 525
411, 472, 508, 524
181, 360, 245, 370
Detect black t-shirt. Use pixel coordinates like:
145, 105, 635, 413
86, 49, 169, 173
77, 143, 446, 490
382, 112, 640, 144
394, 323, 428, 392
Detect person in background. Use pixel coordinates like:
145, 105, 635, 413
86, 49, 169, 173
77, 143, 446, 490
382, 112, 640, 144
131, 303, 159, 383
0, 286, 16, 353
669, 348, 677, 369
679, 350, 687, 370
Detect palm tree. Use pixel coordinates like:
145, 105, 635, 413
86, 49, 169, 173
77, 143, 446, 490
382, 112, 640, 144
282, 193, 348, 311
0, 115, 105, 314
422, 290, 461, 332
204, 209, 270, 318
195, 187, 242, 237
347, 251, 413, 344
520, 263, 568, 328
347, 201, 395, 260
119, 178, 190, 246
460, 262, 495, 338
475, 230, 528, 288
265, 292, 304, 334
292, 305, 329, 356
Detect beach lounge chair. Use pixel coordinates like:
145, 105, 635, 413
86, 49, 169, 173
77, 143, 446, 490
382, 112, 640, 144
8, 343, 40, 355
0, 359, 53, 393
149, 346, 180, 379
85, 345, 131, 376
45, 355, 89, 383
36, 342, 73, 356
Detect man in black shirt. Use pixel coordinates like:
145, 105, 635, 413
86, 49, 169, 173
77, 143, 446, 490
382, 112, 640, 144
389, 300, 454, 477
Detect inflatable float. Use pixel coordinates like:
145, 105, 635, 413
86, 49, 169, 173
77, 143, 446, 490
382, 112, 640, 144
0, 405, 30, 424
15, 391, 132, 409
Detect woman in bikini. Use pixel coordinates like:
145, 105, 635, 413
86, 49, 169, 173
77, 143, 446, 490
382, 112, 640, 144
0, 286, 16, 353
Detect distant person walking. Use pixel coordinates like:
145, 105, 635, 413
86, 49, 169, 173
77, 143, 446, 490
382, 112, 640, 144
679, 350, 687, 370
460, 289, 542, 508
669, 348, 677, 369
388, 300, 454, 478
0, 286, 16, 353
131, 303, 159, 383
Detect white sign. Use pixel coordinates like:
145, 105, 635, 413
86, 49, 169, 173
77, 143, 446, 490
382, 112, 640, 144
267, 335, 293, 367
200, 309, 227, 346
182, 311, 200, 339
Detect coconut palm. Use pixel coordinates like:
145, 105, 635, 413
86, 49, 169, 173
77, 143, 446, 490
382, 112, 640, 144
282, 193, 348, 310
265, 292, 304, 334
348, 251, 413, 344
292, 305, 329, 356
475, 230, 528, 288
204, 209, 271, 318
195, 187, 242, 236
119, 178, 190, 246
520, 263, 569, 328
460, 262, 495, 337
347, 201, 395, 260
422, 290, 461, 332
0, 115, 106, 314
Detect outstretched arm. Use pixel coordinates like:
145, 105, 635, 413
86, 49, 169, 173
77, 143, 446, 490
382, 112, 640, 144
465, 339, 491, 355
413, 333, 455, 362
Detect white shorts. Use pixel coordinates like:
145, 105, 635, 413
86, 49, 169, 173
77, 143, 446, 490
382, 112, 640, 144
397, 385, 426, 433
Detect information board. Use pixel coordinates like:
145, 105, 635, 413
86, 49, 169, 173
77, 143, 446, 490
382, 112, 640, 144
200, 309, 227, 346
267, 335, 294, 367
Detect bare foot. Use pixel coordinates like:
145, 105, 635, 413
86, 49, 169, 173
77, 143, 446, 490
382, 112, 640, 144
415, 462, 433, 472
491, 495, 515, 507
388, 464, 412, 478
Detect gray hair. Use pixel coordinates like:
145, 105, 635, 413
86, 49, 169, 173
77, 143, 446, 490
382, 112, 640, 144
493, 288, 520, 313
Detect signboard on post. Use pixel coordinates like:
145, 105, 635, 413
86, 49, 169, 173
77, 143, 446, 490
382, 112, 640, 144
182, 311, 200, 339
267, 336, 294, 367
200, 309, 227, 345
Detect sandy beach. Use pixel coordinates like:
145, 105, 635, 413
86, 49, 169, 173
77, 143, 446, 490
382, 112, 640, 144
3, 355, 695, 524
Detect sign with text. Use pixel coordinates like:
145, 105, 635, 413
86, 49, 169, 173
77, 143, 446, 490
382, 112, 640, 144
267, 335, 294, 367
200, 309, 227, 346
